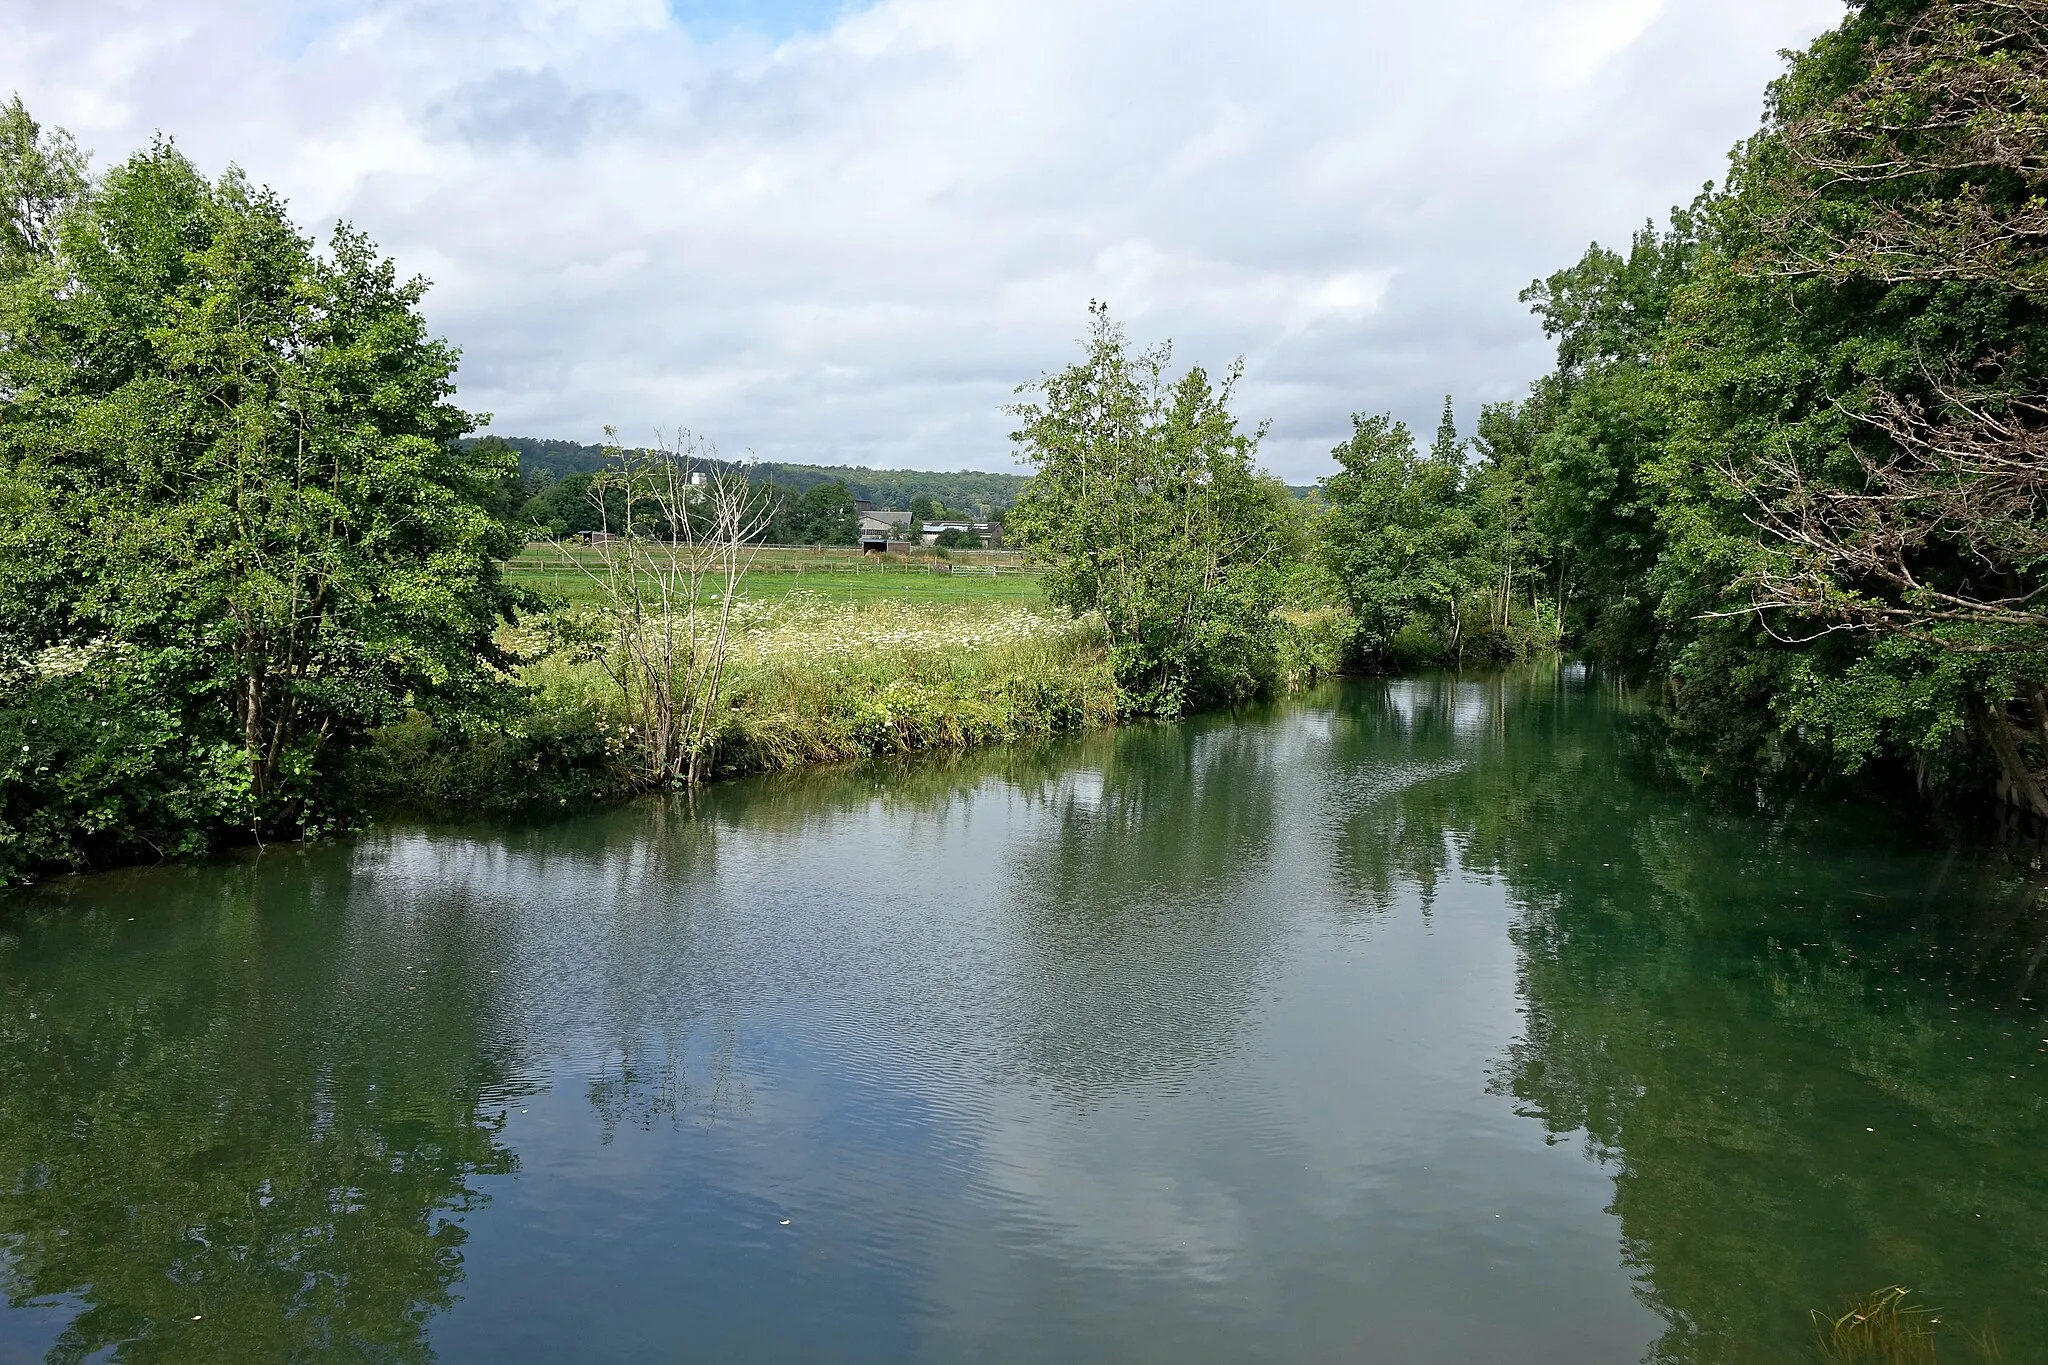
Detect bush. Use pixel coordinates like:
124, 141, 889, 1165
0, 658, 260, 883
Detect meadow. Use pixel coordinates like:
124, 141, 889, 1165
506, 542, 1045, 607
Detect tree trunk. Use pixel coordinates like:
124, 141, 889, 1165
1979, 695, 2048, 820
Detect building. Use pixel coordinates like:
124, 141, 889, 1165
858, 509, 914, 552
918, 519, 1004, 548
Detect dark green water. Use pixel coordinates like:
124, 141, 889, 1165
4, 672, 2047, 1363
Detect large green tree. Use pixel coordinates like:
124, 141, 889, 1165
1008, 304, 1292, 714
1315, 410, 1480, 660
1651, 0, 2048, 805
789, 479, 858, 545
0, 110, 521, 879
1517, 214, 1700, 670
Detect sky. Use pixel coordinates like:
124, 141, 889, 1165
0, 0, 1848, 480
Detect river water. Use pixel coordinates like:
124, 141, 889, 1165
3, 671, 2046, 1363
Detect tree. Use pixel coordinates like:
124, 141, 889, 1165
790, 479, 858, 545
1008, 304, 1290, 714
570, 434, 768, 788
468, 435, 534, 527
0, 94, 85, 271
1471, 394, 1559, 641
1653, 0, 2048, 809
0, 116, 522, 877
1517, 215, 1700, 669
1315, 411, 1482, 662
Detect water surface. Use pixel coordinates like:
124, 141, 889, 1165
4, 673, 2046, 1362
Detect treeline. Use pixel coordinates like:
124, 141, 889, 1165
1339, 0, 2048, 814
493, 445, 862, 545
472, 434, 1028, 525
1016, 0, 2048, 817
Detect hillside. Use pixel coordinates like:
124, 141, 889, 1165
476, 436, 1032, 516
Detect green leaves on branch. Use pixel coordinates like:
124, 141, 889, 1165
1007, 304, 1293, 716
0, 106, 521, 880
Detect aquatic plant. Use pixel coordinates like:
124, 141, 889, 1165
1812, 1286, 2001, 1364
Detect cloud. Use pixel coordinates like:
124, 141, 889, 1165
0, 0, 1848, 479
427, 69, 639, 153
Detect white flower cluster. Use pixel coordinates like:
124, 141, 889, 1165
725, 598, 1077, 664
29, 639, 122, 680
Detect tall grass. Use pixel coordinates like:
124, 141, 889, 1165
351, 598, 1118, 813
704, 598, 1118, 774
1812, 1287, 2000, 1364
352, 594, 1359, 817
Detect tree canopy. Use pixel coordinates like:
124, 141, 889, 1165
1008, 304, 1294, 714
0, 109, 520, 879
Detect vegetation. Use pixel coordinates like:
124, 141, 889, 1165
0, 101, 521, 882
786, 478, 859, 546
349, 597, 1121, 813
476, 434, 1031, 523
8, 0, 2045, 877
1007, 303, 1304, 715
1813, 1285, 1999, 1363
1315, 399, 1560, 669
1318, 0, 2048, 818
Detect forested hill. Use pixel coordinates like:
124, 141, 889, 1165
474, 436, 1031, 515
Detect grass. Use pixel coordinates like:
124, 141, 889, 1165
355, 596, 1115, 813
506, 542, 1043, 608
356, 572, 1353, 816
703, 597, 1115, 772
1812, 1287, 2000, 1364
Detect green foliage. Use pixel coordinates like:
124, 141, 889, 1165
1006, 304, 1293, 715
520, 469, 603, 535
1357, 0, 2048, 812
0, 109, 521, 881
1642, 0, 2048, 803
350, 603, 1121, 805
0, 95, 85, 272
1316, 411, 1473, 659
1313, 398, 1559, 668
789, 479, 858, 545
477, 435, 1029, 519
1519, 215, 1700, 669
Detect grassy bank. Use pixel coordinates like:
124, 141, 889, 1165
351, 597, 1117, 814
351, 596, 1352, 817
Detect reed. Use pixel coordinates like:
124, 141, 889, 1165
1812, 1287, 2001, 1364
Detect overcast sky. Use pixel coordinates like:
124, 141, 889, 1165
2, 0, 1846, 480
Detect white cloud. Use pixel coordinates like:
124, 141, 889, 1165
0, 0, 1847, 479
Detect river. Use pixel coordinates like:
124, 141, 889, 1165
2, 670, 2045, 1362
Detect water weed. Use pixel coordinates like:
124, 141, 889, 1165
1812, 1287, 2000, 1364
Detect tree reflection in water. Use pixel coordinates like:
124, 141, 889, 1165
1335, 666, 2048, 1361
0, 851, 527, 1363
5, 670, 2047, 1362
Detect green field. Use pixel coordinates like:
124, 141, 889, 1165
507, 543, 1045, 608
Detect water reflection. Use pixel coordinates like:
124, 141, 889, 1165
0, 856, 522, 1363
1353, 670, 2048, 1362
998, 717, 1295, 1101
5, 670, 2048, 1362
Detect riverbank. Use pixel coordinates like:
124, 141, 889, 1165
348, 596, 1353, 818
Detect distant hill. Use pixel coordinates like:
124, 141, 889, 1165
475, 437, 1031, 516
